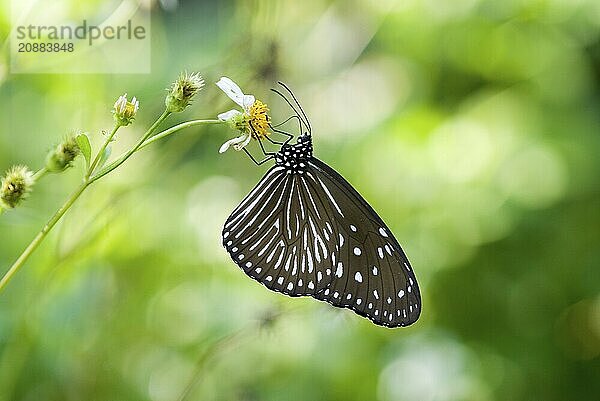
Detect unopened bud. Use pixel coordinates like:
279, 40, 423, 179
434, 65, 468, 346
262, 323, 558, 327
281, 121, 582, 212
0, 165, 34, 209
46, 135, 80, 173
165, 72, 205, 113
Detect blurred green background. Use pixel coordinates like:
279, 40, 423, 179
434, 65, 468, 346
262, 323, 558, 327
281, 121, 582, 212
1, 0, 600, 400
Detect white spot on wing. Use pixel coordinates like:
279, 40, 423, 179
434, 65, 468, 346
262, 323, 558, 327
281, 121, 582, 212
336, 262, 343, 278
354, 272, 363, 282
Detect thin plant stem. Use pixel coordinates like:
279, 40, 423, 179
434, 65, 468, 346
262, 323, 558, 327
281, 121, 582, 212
90, 110, 171, 183
87, 124, 120, 178
33, 167, 48, 181
0, 109, 220, 293
139, 119, 222, 150
176, 306, 288, 401
0, 182, 88, 292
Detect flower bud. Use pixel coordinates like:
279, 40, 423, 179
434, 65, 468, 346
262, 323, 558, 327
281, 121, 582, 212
165, 72, 205, 113
0, 165, 34, 209
45, 135, 80, 173
113, 93, 139, 126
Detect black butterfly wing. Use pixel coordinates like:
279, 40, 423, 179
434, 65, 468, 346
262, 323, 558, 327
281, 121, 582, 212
223, 158, 421, 328
303, 158, 421, 327
223, 166, 340, 296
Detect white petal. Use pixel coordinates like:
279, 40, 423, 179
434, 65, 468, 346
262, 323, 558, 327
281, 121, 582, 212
114, 94, 127, 112
219, 134, 248, 153
241, 95, 255, 112
217, 109, 242, 121
216, 77, 254, 109
233, 133, 252, 151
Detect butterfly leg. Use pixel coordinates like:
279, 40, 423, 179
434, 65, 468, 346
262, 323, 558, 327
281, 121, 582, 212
269, 122, 294, 146
258, 138, 275, 157
249, 120, 277, 158
265, 136, 284, 145
242, 148, 274, 165
271, 114, 300, 128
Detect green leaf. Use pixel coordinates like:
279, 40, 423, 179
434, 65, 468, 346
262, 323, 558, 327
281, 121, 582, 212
76, 133, 92, 168
97, 146, 112, 170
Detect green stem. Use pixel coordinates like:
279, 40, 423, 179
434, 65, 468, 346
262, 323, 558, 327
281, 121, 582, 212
0, 112, 168, 293
138, 119, 222, 150
90, 110, 171, 183
0, 111, 218, 293
87, 124, 120, 178
0, 182, 88, 293
33, 167, 48, 182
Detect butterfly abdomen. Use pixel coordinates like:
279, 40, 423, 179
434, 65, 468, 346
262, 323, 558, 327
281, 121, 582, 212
275, 134, 313, 174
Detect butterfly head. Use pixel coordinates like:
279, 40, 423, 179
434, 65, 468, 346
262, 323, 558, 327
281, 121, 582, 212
275, 133, 313, 174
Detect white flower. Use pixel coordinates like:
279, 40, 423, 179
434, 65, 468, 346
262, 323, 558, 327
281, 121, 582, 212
219, 133, 252, 153
113, 93, 139, 126
216, 77, 270, 153
216, 77, 255, 120
114, 93, 139, 115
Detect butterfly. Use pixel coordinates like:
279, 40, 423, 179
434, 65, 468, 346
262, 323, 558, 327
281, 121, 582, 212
222, 83, 421, 327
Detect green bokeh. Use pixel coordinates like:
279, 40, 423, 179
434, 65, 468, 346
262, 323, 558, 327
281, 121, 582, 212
1, 0, 599, 400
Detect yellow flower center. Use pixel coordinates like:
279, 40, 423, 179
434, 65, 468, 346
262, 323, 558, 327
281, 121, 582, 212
123, 102, 137, 118
248, 100, 270, 139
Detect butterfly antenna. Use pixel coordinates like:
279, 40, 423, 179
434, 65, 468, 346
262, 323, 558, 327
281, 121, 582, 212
270, 88, 308, 133
277, 81, 311, 134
